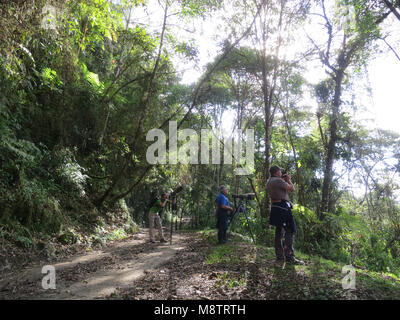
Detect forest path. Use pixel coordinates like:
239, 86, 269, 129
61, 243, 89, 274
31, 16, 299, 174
0, 228, 190, 300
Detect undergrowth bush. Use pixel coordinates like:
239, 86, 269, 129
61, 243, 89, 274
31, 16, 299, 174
293, 205, 400, 276
0, 132, 93, 246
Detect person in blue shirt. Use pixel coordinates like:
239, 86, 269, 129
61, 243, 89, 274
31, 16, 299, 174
214, 186, 234, 244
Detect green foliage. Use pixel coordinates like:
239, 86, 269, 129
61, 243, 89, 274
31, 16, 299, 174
1, 219, 34, 248
205, 244, 239, 265
58, 229, 79, 245
178, 0, 221, 18
292, 205, 400, 276
39, 67, 64, 92
67, 0, 123, 53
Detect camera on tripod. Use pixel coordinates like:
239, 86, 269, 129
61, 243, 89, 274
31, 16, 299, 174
232, 193, 256, 201
229, 193, 256, 244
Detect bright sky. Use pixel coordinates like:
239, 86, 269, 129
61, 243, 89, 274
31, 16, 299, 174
368, 52, 400, 133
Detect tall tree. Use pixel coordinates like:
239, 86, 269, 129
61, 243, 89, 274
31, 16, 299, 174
227, 0, 309, 219
309, 0, 389, 217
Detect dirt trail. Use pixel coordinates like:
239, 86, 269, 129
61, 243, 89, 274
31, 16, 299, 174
0, 229, 190, 300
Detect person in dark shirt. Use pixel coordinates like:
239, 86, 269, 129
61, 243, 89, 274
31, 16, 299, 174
267, 165, 303, 264
214, 186, 234, 244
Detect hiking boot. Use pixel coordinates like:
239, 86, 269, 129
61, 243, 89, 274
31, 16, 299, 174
286, 257, 305, 265
150, 239, 156, 243
160, 238, 168, 243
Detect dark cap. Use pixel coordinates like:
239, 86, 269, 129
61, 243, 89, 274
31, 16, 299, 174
269, 165, 283, 176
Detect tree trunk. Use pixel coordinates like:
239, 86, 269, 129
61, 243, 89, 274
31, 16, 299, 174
320, 70, 344, 217
261, 58, 271, 220
278, 97, 305, 206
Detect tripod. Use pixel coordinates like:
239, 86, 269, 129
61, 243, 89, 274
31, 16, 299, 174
228, 199, 256, 244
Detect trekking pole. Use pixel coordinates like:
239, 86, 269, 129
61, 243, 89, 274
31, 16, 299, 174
170, 209, 173, 245
170, 196, 176, 245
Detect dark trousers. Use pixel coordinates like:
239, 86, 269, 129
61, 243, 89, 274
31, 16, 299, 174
217, 210, 229, 244
274, 225, 295, 260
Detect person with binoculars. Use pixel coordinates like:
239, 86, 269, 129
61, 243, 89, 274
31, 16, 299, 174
148, 193, 169, 243
267, 165, 304, 264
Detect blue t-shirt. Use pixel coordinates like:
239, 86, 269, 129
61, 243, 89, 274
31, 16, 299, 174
215, 193, 229, 210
